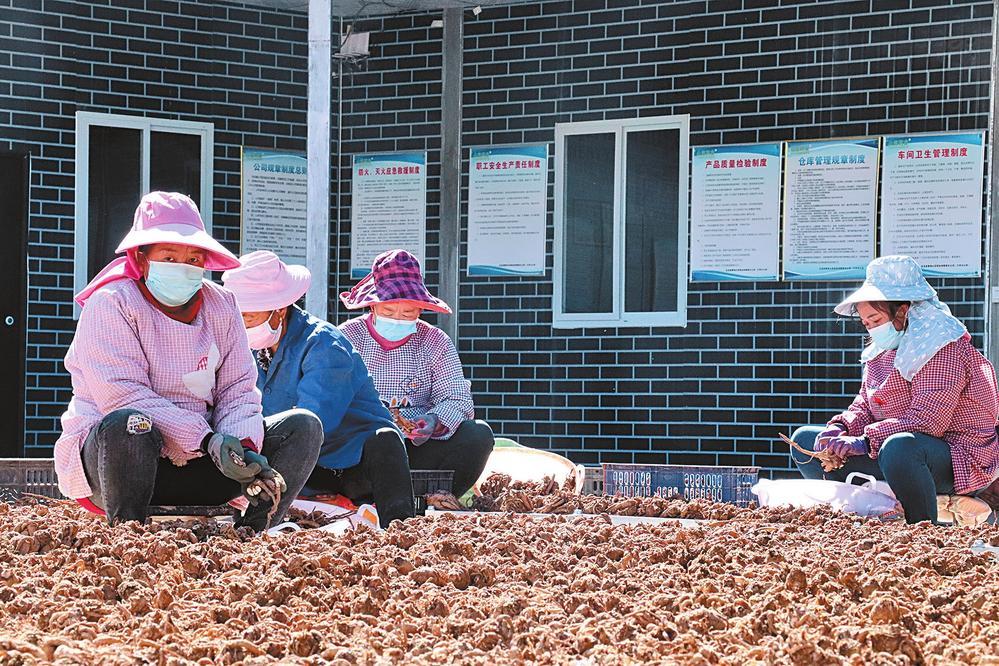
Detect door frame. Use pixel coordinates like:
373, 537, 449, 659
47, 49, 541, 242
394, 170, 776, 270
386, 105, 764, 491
0, 149, 28, 457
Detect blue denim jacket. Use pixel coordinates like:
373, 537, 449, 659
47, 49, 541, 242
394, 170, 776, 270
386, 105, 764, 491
257, 306, 395, 469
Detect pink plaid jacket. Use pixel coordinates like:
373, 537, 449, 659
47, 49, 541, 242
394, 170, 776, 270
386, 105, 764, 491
830, 334, 999, 494
55, 279, 263, 498
339, 316, 473, 439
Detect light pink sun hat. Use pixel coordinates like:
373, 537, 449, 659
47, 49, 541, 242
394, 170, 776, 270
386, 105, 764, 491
222, 250, 312, 312
116, 191, 240, 271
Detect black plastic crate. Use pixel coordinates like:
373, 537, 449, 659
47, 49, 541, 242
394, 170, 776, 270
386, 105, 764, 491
411, 470, 454, 514
0, 458, 61, 501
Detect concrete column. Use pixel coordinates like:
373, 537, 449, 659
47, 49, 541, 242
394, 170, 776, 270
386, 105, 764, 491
438, 7, 463, 342
306, 0, 331, 320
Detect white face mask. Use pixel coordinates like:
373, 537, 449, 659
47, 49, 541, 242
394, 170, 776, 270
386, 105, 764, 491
373, 314, 418, 341
868, 320, 903, 351
246, 313, 282, 350
145, 260, 204, 307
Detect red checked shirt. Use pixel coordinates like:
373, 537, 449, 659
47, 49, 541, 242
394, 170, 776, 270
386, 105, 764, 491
338, 315, 474, 439
830, 334, 999, 494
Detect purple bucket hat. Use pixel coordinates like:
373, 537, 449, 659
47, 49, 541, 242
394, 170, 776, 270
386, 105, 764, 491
339, 249, 452, 314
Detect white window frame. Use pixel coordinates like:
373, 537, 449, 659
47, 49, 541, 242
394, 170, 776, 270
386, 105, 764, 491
74, 112, 214, 315
553, 115, 689, 329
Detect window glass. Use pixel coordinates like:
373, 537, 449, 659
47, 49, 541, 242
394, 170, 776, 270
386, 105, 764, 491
87, 126, 141, 277
624, 128, 680, 313
563, 132, 615, 314
150, 131, 202, 204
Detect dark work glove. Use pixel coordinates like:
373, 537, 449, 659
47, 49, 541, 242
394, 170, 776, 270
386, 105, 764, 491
203, 433, 261, 482
240, 450, 287, 506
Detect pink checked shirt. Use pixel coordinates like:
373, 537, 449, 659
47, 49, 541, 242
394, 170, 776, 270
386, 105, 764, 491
830, 334, 999, 494
55, 279, 264, 498
339, 315, 473, 439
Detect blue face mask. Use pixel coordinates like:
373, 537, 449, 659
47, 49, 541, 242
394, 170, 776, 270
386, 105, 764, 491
868, 321, 903, 351
374, 314, 418, 341
145, 261, 205, 307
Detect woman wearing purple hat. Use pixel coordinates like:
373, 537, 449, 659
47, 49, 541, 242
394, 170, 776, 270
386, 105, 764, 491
338, 249, 494, 499
789, 255, 999, 523
223, 251, 416, 528
56, 192, 322, 530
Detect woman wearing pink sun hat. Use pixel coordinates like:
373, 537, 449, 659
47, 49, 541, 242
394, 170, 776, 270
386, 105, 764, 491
338, 249, 494, 499
55, 192, 322, 530
223, 250, 416, 528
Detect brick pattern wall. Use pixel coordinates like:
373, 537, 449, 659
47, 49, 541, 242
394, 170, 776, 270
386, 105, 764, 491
0, 0, 308, 454
4, 0, 994, 472
336, 0, 995, 473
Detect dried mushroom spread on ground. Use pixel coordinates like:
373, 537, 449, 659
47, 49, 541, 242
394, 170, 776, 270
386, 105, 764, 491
1, 498, 998, 664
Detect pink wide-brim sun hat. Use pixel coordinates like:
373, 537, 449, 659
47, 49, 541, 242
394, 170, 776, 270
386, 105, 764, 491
115, 191, 240, 271
339, 249, 452, 314
222, 250, 312, 312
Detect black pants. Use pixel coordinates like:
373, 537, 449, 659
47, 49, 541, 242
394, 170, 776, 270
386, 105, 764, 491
306, 428, 415, 528
82, 408, 323, 531
406, 419, 494, 496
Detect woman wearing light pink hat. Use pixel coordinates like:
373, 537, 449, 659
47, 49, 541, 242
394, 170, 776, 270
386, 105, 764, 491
55, 191, 322, 529
338, 249, 494, 499
223, 250, 416, 528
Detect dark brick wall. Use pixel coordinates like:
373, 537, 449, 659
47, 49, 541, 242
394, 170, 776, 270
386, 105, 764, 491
0, 0, 308, 454
334, 0, 995, 473
4, 0, 994, 473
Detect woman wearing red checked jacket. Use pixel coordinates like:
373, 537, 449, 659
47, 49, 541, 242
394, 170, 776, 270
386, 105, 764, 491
790, 255, 999, 524
338, 249, 494, 498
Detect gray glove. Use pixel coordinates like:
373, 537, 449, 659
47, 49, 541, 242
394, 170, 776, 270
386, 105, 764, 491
409, 413, 440, 446
203, 433, 261, 482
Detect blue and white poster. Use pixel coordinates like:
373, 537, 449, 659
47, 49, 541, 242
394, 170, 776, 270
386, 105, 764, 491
690, 143, 781, 281
881, 132, 985, 278
467, 144, 548, 276
782, 138, 879, 280
350, 152, 427, 279
241, 148, 308, 264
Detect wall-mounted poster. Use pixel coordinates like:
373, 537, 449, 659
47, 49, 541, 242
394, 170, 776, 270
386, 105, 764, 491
467, 144, 548, 276
881, 132, 985, 277
241, 148, 308, 264
350, 152, 427, 279
782, 138, 879, 280
690, 143, 781, 281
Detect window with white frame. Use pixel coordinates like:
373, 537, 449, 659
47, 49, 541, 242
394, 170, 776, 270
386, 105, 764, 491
74, 112, 214, 305
554, 115, 689, 328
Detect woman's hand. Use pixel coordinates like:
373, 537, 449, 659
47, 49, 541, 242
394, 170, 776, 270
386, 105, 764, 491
815, 423, 846, 450
203, 433, 261, 482
824, 435, 869, 459
240, 450, 286, 505
409, 413, 440, 446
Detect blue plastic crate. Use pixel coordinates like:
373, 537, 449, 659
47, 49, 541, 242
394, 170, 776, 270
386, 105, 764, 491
602, 463, 760, 508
